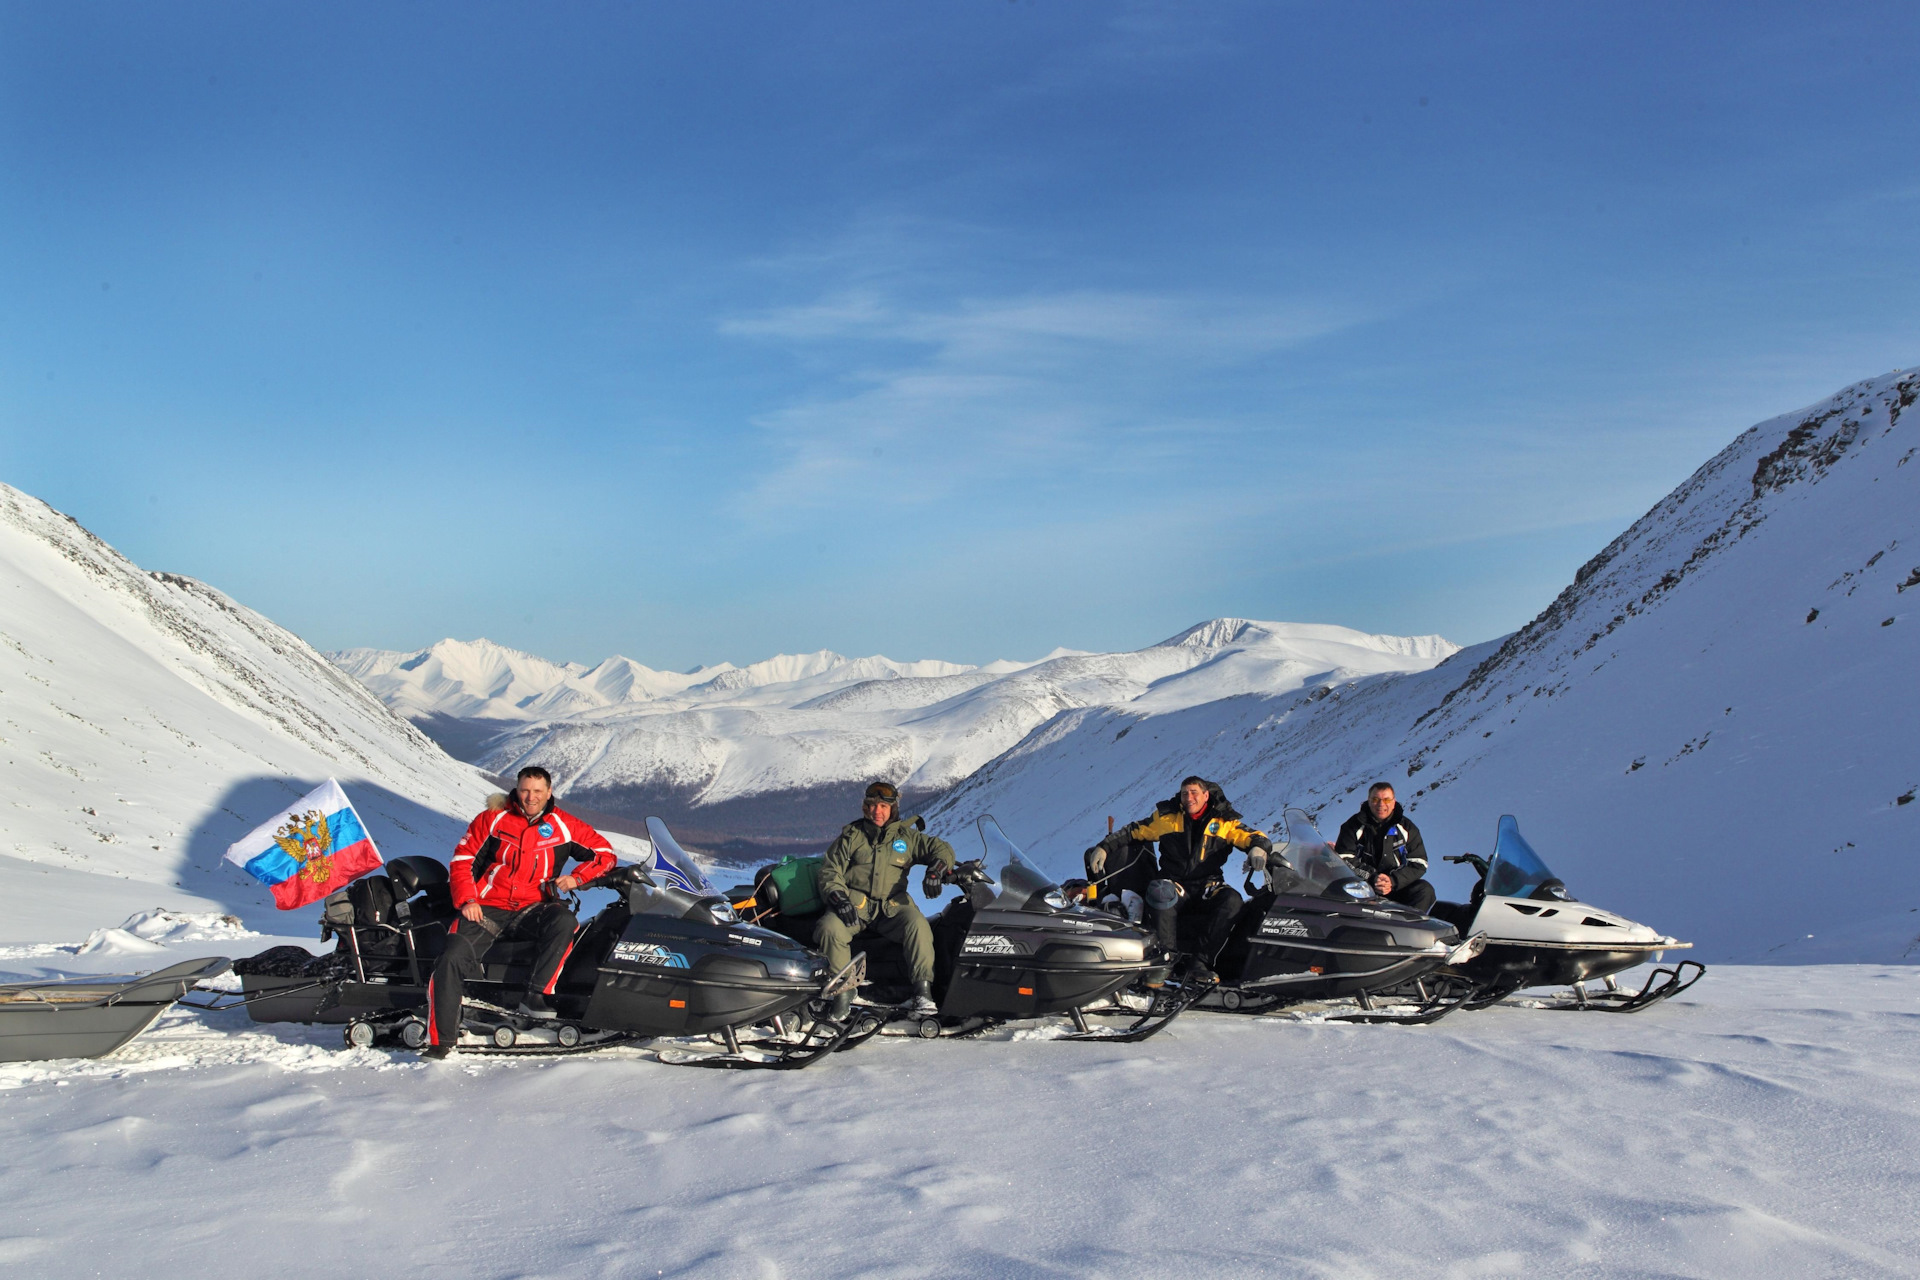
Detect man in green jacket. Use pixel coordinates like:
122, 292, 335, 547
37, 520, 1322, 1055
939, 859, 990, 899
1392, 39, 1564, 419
818, 780, 957, 1020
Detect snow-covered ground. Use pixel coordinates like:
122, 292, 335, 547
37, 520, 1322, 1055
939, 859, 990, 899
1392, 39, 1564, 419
0, 960, 1913, 1278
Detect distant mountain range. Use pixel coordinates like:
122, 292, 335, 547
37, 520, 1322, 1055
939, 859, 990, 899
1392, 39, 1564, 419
329, 622, 1460, 855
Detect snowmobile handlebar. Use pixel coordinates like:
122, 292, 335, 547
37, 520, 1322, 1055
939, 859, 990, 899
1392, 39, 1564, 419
923, 859, 991, 890
592, 864, 659, 896
1445, 853, 1488, 877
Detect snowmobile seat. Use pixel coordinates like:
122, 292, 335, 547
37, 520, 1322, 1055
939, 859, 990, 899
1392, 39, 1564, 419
387, 856, 448, 899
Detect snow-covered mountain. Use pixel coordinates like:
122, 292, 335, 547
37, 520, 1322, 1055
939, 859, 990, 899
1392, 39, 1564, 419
0, 484, 498, 941
333, 623, 1459, 851
930, 369, 1920, 963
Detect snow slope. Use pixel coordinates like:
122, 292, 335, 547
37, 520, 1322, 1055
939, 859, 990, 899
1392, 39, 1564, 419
335, 623, 1458, 846
0, 961, 1914, 1279
0, 484, 498, 939
931, 369, 1920, 963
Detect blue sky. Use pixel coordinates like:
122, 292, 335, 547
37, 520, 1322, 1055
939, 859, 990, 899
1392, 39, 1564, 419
3, 2, 1916, 671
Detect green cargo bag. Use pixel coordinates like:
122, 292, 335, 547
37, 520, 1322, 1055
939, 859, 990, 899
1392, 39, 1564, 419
762, 854, 825, 917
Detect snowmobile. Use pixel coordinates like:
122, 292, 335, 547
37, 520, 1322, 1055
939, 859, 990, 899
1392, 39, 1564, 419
234, 818, 860, 1068
736, 816, 1190, 1042
1430, 814, 1702, 1012
1157, 807, 1484, 1024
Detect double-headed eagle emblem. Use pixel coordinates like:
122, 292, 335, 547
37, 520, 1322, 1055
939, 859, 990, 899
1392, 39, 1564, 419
272, 809, 336, 885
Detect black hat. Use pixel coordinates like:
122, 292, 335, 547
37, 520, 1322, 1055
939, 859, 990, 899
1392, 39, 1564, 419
864, 781, 900, 806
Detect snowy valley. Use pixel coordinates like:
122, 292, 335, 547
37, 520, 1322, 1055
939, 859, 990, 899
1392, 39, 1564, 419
326, 371, 1920, 966
1, 372, 1918, 1280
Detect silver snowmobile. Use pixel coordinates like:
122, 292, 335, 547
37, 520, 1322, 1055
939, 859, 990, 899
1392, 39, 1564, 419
1433, 814, 1702, 1012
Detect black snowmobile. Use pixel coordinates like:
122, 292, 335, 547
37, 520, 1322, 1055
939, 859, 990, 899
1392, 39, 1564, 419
737, 816, 1188, 1042
1173, 807, 1484, 1024
234, 817, 859, 1068
1431, 815, 1702, 1012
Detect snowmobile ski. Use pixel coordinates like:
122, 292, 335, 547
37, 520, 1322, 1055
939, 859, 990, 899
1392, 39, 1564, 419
1061, 978, 1208, 1042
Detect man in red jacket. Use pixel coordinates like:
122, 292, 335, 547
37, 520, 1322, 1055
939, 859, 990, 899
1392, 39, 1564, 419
425, 766, 616, 1057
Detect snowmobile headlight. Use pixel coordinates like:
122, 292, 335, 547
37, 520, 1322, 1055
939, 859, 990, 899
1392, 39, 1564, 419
1042, 889, 1070, 911
1341, 881, 1370, 900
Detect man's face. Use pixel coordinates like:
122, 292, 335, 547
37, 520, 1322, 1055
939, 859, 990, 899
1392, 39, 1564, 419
516, 776, 552, 816
1182, 783, 1209, 817
864, 798, 895, 826
1369, 788, 1396, 821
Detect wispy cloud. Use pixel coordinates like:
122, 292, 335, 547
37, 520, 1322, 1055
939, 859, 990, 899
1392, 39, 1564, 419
720, 276, 1378, 518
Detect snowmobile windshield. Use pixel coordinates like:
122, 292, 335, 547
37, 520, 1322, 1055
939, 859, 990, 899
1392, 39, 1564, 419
1275, 807, 1372, 900
1485, 815, 1567, 900
976, 816, 1069, 913
636, 817, 739, 924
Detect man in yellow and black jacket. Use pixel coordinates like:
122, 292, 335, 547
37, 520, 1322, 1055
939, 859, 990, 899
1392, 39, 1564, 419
1087, 776, 1271, 983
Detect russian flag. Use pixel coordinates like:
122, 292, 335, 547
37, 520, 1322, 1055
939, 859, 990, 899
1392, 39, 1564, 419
222, 779, 385, 910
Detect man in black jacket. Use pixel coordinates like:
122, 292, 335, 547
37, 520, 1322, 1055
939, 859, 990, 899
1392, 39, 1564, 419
1087, 777, 1271, 983
1333, 782, 1434, 914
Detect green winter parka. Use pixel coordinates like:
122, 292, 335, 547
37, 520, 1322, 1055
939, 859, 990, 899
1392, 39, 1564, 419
818, 816, 957, 919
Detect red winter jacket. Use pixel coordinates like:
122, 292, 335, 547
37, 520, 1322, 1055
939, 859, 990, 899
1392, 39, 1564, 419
450, 800, 616, 911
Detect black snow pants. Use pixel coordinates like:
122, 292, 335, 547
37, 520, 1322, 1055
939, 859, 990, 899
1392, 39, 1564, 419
1387, 879, 1436, 915
428, 902, 577, 1046
1152, 883, 1243, 965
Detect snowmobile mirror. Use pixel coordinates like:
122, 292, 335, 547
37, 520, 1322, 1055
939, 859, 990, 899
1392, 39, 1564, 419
1528, 879, 1570, 902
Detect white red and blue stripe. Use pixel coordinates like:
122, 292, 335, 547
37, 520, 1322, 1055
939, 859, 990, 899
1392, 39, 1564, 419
222, 779, 384, 910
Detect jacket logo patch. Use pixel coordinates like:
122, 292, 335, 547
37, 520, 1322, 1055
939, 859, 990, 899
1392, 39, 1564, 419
539, 823, 554, 838
612, 941, 690, 968
891, 839, 909, 853
962, 933, 1018, 955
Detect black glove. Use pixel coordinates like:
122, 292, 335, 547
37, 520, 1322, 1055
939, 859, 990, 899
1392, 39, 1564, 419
921, 863, 948, 898
825, 889, 858, 928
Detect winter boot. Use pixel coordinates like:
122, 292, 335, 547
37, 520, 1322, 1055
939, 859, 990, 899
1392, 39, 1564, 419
827, 991, 853, 1023
1181, 957, 1219, 987
909, 980, 939, 1018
